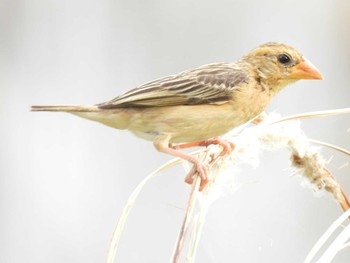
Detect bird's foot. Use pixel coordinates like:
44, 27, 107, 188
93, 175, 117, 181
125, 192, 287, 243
198, 138, 235, 157
184, 157, 209, 191
174, 137, 235, 157
155, 136, 233, 192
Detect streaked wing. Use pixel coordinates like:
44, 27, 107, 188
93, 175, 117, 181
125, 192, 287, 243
98, 63, 249, 108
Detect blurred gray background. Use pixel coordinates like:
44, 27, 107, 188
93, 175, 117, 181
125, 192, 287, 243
1, 0, 350, 262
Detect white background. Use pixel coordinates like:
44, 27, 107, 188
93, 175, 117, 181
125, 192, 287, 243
1, 0, 350, 262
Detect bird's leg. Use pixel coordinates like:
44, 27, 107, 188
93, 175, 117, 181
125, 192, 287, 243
171, 138, 235, 188
154, 135, 209, 191
184, 165, 201, 187
173, 137, 235, 156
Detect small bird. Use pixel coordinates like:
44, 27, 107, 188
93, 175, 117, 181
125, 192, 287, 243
32, 42, 323, 190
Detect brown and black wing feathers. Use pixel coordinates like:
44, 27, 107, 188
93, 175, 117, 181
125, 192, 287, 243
98, 63, 249, 109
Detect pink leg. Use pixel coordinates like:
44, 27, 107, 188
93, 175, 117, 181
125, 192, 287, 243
174, 137, 235, 156
174, 138, 235, 187
154, 136, 209, 191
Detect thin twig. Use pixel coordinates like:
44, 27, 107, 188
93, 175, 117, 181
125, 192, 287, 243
106, 151, 207, 263
304, 209, 350, 263
324, 168, 350, 212
309, 139, 350, 157
269, 108, 350, 125
172, 150, 215, 263
172, 175, 201, 263
186, 153, 224, 263
312, 215, 350, 263
106, 158, 182, 263
307, 140, 350, 211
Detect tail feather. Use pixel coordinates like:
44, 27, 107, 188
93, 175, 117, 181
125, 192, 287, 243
31, 105, 98, 112
31, 104, 130, 130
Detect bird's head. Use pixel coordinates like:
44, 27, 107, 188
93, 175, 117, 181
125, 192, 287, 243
243, 42, 323, 93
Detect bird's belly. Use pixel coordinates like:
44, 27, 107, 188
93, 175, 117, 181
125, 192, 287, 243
127, 103, 261, 143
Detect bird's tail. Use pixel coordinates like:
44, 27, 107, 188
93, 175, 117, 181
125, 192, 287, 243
31, 105, 99, 112
31, 104, 131, 130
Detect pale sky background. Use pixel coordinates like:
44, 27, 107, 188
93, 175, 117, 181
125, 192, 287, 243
1, 0, 350, 262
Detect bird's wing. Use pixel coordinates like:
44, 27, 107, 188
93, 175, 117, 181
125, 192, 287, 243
98, 63, 249, 108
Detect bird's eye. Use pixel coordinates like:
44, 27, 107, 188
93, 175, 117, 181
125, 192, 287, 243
278, 54, 292, 65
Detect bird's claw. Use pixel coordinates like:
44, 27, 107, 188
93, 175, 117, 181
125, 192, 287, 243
218, 140, 235, 157
184, 159, 209, 191
184, 139, 235, 191
199, 138, 235, 157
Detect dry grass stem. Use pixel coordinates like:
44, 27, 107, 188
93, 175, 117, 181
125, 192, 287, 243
290, 152, 350, 212
309, 139, 350, 157
106, 158, 182, 263
172, 167, 201, 263
304, 209, 350, 263
172, 148, 224, 263
269, 107, 350, 124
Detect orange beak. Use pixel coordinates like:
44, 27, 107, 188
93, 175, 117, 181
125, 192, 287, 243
289, 57, 323, 80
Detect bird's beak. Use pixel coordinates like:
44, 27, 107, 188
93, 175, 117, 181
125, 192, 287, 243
289, 57, 323, 80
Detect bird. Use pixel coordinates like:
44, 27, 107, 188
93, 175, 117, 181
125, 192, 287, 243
31, 42, 323, 190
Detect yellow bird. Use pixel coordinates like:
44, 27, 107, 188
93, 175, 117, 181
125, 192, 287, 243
32, 42, 323, 190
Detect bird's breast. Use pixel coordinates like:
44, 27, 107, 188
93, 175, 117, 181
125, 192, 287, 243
230, 84, 272, 122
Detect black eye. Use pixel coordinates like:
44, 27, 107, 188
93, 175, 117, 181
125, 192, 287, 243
278, 54, 292, 65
